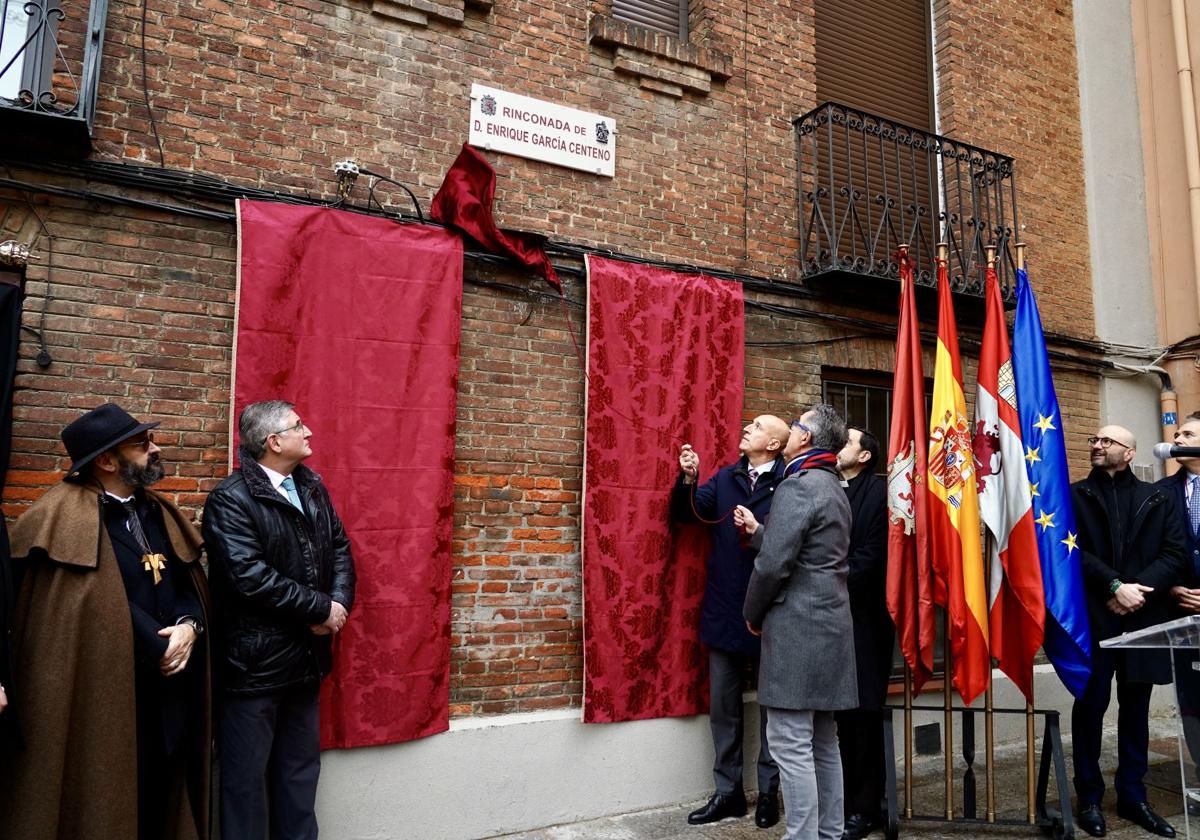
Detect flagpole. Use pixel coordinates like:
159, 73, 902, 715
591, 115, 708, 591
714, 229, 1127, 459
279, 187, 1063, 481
1017, 240, 1038, 825
984, 540, 996, 824
983, 244, 998, 824
943, 610, 954, 820
905, 665, 914, 819
937, 240, 954, 821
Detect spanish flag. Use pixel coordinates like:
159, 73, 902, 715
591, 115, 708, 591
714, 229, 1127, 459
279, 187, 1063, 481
927, 257, 989, 705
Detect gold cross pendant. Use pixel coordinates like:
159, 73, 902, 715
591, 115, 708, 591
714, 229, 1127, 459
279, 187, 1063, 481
141, 553, 167, 585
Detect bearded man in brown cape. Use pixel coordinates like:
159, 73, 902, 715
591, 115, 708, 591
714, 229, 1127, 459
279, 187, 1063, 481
0, 403, 212, 840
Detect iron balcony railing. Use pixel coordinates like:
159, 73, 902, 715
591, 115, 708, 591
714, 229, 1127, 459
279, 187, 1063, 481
0, 0, 109, 154
795, 101, 1019, 300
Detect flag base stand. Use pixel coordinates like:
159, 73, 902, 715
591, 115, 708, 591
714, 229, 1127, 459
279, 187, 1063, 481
882, 705, 1073, 840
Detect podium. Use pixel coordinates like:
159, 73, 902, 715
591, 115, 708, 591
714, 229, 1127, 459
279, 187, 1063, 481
1100, 613, 1200, 838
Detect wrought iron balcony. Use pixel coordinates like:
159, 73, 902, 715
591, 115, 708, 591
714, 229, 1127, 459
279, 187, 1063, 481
0, 0, 109, 155
795, 101, 1020, 305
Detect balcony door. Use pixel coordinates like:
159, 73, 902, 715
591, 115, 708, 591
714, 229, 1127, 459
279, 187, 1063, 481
811, 0, 937, 271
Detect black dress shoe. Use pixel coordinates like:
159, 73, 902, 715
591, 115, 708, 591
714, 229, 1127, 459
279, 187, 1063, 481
755, 792, 779, 828
687, 791, 748, 825
1078, 803, 1107, 838
842, 812, 880, 840
1117, 800, 1176, 837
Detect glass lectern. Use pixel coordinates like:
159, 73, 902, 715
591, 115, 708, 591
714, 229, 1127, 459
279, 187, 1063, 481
1101, 613, 1200, 838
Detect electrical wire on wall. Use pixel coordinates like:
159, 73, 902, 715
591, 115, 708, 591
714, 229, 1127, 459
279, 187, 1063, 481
141, 0, 165, 167
0, 155, 1168, 379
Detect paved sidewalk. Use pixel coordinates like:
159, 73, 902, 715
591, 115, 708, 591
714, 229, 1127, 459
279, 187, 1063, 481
491, 720, 1197, 840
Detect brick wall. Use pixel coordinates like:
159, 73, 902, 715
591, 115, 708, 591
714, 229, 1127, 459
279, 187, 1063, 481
935, 0, 1094, 337
1, 0, 1102, 716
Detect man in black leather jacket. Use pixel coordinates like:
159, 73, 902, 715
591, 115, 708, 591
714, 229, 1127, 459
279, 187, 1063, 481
203, 400, 355, 840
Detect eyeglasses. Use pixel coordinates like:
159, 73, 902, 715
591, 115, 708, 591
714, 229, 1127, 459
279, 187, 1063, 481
271, 419, 305, 436
791, 420, 810, 432
119, 432, 155, 452
1086, 436, 1131, 450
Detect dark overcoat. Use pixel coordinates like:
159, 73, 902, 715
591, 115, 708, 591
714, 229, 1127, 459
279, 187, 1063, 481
670, 454, 785, 656
1155, 469, 1200, 711
1072, 468, 1188, 684
844, 469, 893, 709
0, 481, 212, 840
1156, 470, 1200, 589
0, 516, 13, 747
743, 463, 857, 711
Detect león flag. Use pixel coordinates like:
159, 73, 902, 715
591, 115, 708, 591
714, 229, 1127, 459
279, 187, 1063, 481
885, 249, 935, 691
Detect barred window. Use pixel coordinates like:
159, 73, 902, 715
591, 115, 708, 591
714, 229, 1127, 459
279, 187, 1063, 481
822, 369, 947, 680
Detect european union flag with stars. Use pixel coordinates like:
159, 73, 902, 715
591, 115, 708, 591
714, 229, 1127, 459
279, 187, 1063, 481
1012, 268, 1092, 698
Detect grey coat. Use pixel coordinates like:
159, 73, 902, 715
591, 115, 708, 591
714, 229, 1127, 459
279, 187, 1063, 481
743, 464, 857, 711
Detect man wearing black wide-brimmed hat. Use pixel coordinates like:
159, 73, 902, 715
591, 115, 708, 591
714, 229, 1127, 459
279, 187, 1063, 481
0, 402, 212, 840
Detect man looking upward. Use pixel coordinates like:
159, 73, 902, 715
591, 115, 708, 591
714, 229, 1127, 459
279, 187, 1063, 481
670, 414, 791, 828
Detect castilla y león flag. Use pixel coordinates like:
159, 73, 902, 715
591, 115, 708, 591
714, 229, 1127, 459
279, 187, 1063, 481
974, 263, 1044, 702
886, 249, 935, 692
927, 256, 989, 705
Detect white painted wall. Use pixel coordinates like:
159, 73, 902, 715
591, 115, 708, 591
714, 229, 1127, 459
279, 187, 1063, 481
311, 666, 1178, 840
1075, 0, 1165, 469
315, 709, 717, 840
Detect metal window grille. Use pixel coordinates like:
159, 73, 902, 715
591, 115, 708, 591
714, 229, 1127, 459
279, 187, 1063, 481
821, 373, 946, 677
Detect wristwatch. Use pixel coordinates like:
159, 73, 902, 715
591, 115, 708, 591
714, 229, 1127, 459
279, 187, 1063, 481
1109, 578, 1124, 595
176, 615, 205, 636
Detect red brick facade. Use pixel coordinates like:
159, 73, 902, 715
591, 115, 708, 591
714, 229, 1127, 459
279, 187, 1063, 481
1, 0, 1099, 716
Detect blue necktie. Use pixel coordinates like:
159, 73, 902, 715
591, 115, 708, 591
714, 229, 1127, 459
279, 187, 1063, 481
281, 475, 304, 514
1189, 475, 1200, 536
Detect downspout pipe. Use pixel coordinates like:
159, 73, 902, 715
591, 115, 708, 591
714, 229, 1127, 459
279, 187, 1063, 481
1159, 370, 1180, 476
1172, 0, 1200, 327
1115, 361, 1179, 474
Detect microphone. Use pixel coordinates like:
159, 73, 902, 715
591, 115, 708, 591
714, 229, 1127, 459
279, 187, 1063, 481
1152, 442, 1200, 459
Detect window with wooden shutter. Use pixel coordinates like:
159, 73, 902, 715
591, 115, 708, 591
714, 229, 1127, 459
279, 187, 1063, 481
814, 0, 933, 130
612, 0, 687, 40
810, 0, 936, 266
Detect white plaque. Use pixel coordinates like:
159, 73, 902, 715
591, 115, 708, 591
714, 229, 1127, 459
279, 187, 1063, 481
468, 83, 617, 178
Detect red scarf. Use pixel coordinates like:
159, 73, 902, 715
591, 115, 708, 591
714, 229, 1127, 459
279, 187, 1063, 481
784, 449, 839, 476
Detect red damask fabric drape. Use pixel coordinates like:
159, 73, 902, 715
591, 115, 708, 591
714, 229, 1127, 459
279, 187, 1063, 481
582, 255, 745, 723
235, 201, 462, 748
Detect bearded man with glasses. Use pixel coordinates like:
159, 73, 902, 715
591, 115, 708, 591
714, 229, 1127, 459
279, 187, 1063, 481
0, 403, 211, 840
203, 399, 355, 840
1071, 424, 1187, 839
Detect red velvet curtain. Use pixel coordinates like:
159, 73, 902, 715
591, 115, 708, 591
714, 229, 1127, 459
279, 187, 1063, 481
582, 255, 745, 723
235, 201, 463, 748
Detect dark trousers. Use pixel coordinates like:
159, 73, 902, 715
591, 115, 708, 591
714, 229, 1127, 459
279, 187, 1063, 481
710, 647, 778, 795
1174, 650, 1200, 784
135, 668, 195, 840
220, 684, 321, 840
835, 707, 885, 818
136, 697, 182, 840
1071, 653, 1153, 806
